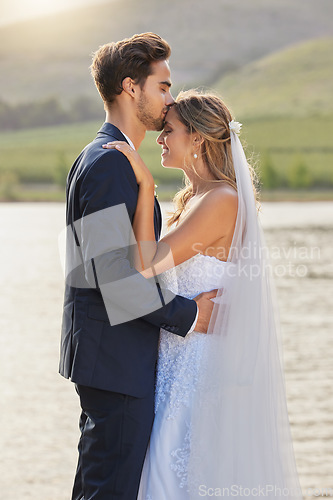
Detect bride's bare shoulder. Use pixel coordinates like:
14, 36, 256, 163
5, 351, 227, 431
200, 183, 238, 215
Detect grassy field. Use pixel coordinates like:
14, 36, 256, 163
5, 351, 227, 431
1, 115, 332, 201
242, 116, 333, 188
0, 121, 185, 185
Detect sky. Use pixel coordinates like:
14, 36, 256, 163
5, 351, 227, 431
0, 0, 110, 26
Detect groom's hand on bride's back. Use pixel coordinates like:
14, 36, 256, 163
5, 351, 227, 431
193, 289, 218, 334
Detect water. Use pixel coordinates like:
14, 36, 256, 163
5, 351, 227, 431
0, 202, 332, 499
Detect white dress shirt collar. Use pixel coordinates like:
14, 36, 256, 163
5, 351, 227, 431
121, 131, 135, 151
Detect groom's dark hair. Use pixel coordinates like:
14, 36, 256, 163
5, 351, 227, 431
91, 32, 171, 104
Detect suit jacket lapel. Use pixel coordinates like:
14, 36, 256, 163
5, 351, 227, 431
97, 122, 162, 241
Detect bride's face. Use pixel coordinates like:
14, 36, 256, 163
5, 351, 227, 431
156, 107, 192, 170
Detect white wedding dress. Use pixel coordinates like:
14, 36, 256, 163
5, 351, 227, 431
138, 128, 303, 500
138, 253, 231, 500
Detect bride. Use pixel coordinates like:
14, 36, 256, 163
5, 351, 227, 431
103, 90, 303, 500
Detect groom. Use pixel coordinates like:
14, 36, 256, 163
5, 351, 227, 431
59, 32, 216, 500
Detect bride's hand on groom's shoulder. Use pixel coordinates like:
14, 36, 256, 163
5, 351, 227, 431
102, 141, 154, 188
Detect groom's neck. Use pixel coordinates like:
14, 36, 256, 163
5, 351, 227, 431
105, 104, 145, 151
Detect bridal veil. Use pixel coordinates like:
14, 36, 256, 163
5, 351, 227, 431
187, 126, 303, 499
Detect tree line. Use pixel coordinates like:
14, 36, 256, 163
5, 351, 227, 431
0, 96, 102, 131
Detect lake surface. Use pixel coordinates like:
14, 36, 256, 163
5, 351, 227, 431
0, 202, 332, 499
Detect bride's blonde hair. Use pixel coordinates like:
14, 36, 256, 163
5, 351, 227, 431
167, 90, 258, 228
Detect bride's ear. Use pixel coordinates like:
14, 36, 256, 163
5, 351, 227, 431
192, 133, 204, 149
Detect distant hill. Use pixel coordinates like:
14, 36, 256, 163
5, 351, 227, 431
215, 37, 333, 119
0, 0, 332, 106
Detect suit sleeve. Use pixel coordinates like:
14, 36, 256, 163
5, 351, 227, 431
77, 149, 197, 337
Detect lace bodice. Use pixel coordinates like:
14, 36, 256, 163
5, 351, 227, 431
160, 252, 228, 300
155, 254, 230, 419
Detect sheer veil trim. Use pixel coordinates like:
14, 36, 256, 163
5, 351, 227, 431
187, 130, 303, 499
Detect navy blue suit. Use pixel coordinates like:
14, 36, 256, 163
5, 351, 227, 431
59, 123, 197, 499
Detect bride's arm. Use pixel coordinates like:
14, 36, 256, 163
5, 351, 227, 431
102, 141, 238, 277
132, 180, 157, 272
153, 186, 238, 274
102, 141, 159, 271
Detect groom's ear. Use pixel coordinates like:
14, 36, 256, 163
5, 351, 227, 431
121, 77, 136, 98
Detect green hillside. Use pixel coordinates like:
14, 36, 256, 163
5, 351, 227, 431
216, 38, 333, 119
1, 114, 333, 201
0, 0, 332, 104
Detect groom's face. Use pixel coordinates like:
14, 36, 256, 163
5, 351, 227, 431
136, 60, 174, 132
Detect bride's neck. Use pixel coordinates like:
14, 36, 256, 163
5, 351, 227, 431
186, 161, 216, 196
190, 177, 216, 197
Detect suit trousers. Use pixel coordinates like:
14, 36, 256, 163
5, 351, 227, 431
72, 384, 154, 500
